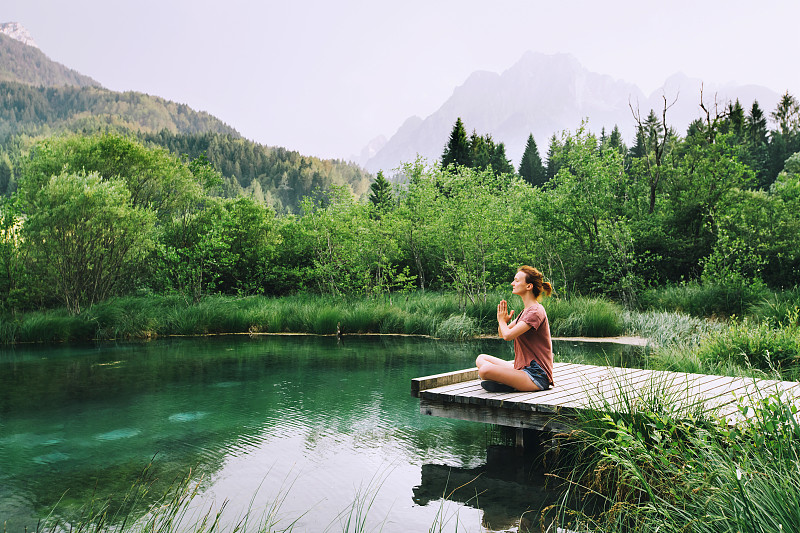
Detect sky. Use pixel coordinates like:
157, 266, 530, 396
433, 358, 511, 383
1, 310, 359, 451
4, 0, 800, 161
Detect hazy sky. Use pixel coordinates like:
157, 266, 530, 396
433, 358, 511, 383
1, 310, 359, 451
5, 1, 799, 161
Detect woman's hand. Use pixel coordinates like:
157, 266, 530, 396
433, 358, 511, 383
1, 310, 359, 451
497, 300, 514, 324
497, 299, 530, 341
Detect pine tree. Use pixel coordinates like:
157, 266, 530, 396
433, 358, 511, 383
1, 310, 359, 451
518, 134, 546, 187
771, 91, 800, 135
726, 99, 745, 138
441, 118, 472, 169
747, 101, 769, 146
469, 130, 492, 171
491, 142, 514, 176
369, 171, 394, 213
607, 125, 625, 154
545, 134, 562, 181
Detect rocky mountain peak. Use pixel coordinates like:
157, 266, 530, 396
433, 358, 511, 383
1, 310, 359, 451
0, 22, 39, 49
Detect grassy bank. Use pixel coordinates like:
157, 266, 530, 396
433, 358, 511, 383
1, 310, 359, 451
0, 291, 629, 345
2, 285, 798, 381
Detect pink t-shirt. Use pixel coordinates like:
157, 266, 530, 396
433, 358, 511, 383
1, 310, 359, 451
513, 303, 553, 385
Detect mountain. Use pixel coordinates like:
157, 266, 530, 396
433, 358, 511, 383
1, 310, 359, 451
364, 52, 782, 174
0, 22, 38, 48
0, 23, 234, 138
0, 24, 101, 87
0, 22, 373, 212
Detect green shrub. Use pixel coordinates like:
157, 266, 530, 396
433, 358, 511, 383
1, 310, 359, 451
639, 281, 762, 318
435, 314, 479, 341
545, 297, 623, 337
750, 286, 800, 327
695, 319, 800, 371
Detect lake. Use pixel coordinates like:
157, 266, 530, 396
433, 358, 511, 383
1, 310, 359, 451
0, 334, 643, 532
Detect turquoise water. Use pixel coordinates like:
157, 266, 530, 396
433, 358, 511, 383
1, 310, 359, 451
0, 335, 641, 532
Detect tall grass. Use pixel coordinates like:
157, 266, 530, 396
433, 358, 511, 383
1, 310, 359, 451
638, 281, 764, 318
545, 296, 624, 337
2, 291, 631, 344
694, 317, 800, 373
620, 309, 719, 348
551, 376, 800, 533
34, 465, 478, 533
750, 286, 800, 327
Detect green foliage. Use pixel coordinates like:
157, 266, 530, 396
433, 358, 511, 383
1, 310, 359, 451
639, 281, 763, 318
750, 286, 800, 327
368, 170, 394, 213
139, 130, 373, 213
554, 377, 800, 533
0, 196, 25, 312
441, 119, 514, 177
695, 317, 800, 371
544, 296, 624, 337
21, 132, 205, 221
0, 80, 236, 143
441, 117, 471, 169
21, 171, 156, 314
153, 196, 280, 301
518, 133, 546, 187
4, 91, 800, 321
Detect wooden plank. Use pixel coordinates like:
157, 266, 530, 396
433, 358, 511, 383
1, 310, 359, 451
419, 397, 573, 432
522, 367, 654, 411
714, 379, 800, 421
413, 363, 800, 433
411, 367, 480, 397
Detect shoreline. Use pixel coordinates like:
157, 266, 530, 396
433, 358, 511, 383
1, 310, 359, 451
552, 335, 648, 346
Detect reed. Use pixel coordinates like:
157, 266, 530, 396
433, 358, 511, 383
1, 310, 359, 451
434, 314, 480, 341
694, 317, 800, 372
638, 281, 763, 318
551, 376, 800, 533
544, 296, 624, 337
620, 309, 719, 348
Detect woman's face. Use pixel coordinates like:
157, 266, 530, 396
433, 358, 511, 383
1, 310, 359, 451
511, 271, 531, 296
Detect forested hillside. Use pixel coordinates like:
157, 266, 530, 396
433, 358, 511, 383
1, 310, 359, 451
0, 32, 100, 87
0, 80, 238, 140
0, 81, 374, 211
2, 89, 799, 317
0, 29, 374, 213
139, 130, 373, 212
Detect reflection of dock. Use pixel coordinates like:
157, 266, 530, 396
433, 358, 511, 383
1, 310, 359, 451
413, 446, 560, 531
412, 362, 800, 439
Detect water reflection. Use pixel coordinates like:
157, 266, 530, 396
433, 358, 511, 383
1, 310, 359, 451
0, 335, 643, 532
414, 440, 562, 531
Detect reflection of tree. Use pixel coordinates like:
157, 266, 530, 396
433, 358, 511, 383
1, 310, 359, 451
0, 335, 488, 529
413, 445, 562, 531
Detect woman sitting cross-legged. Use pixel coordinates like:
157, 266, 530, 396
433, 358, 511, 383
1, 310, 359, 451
476, 265, 553, 393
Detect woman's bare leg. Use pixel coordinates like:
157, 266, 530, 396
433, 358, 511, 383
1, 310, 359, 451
475, 353, 540, 392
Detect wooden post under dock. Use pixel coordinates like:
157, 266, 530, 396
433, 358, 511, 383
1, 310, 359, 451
412, 362, 800, 446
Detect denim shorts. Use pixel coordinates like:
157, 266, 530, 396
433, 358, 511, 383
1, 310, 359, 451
522, 361, 551, 391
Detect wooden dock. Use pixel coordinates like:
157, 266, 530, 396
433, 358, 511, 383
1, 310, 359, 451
412, 362, 800, 437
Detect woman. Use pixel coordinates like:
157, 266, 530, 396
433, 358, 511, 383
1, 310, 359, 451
476, 266, 553, 392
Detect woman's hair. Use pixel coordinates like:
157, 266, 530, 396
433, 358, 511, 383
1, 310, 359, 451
518, 266, 552, 299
